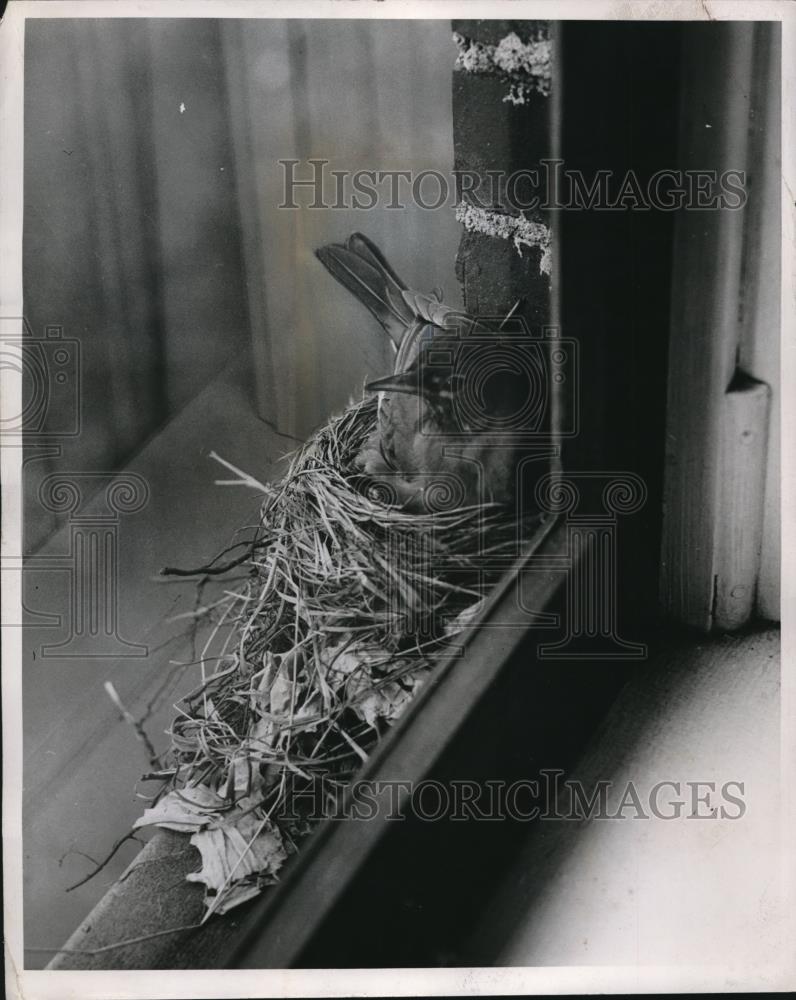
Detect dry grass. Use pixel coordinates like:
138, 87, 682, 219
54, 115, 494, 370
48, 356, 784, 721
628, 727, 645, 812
146, 396, 543, 914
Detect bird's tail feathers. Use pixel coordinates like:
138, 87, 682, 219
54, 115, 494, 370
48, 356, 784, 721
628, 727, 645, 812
315, 232, 415, 348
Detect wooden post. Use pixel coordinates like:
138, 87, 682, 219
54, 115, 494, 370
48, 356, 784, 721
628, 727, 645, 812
452, 20, 555, 330
451, 19, 559, 517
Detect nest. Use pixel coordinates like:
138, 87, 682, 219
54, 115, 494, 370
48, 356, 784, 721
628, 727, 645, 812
135, 396, 541, 917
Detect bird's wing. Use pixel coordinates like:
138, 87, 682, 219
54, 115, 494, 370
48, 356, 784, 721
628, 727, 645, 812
401, 290, 471, 332
315, 232, 415, 348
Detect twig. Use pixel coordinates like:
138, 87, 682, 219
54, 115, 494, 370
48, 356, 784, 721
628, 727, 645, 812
209, 450, 268, 492
104, 681, 160, 766
137, 396, 530, 917
160, 529, 268, 579
160, 548, 257, 578
25, 921, 205, 956
65, 831, 144, 892
58, 848, 99, 868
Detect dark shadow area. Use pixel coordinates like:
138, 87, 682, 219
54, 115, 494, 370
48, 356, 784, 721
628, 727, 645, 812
295, 604, 635, 967
560, 21, 681, 632
286, 22, 684, 967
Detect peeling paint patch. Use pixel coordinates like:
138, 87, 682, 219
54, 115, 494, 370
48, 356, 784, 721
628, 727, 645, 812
456, 202, 552, 277
453, 30, 552, 101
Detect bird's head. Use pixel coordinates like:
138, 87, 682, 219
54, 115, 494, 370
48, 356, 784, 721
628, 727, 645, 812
365, 360, 462, 402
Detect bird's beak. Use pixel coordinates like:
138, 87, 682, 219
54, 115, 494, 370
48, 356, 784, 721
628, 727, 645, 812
365, 371, 421, 397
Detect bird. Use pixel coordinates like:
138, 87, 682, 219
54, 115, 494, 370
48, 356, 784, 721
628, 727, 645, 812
315, 232, 549, 515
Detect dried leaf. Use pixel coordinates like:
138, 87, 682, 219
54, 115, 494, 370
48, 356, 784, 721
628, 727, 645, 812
269, 663, 293, 717
325, 642, 367, 678
248, 716, 274, 747
186, 809, 287, 909
353, 668, 431, 728
132, 785, 226, 833
446, 597, 484, 633
212, 881, 263, 915
232, 757, 252, 794
353, 681, 407, 728
150, 395, 540, 911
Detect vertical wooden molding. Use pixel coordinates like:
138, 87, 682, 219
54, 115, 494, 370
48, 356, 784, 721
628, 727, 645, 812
72, 23, 161, 458
220, 20, 278, 428
219, 21, 310, 440
659, 24, 756, 631
713, 378, 771, 630
145, 20, 250, 416
549, 21, 564, 452
738, 23, 781, 622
